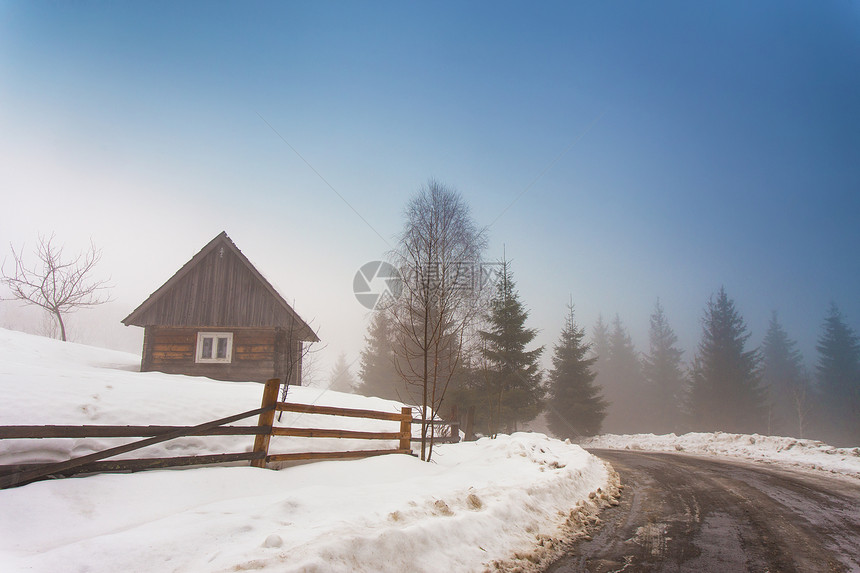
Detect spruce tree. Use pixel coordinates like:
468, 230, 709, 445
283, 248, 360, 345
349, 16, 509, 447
590, 315, 611, 427
591, 315, 610, 366
546, 304, 607, 438
479, 259, 544, 435
357, 310, 406, 400
441, 348, 485, 436
642, 299, 685, 434
688, 287, 765, 434
816, 303, 860, 445
328, 352, 357, 393
760, 311, 806, 437
601, 315, 645, 434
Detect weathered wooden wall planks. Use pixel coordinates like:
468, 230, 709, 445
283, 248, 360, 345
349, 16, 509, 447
141, 326, 301, 384
123, 232, 318, 384
129, 244, 298, 328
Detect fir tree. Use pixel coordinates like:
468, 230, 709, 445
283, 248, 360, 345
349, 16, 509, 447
440, 347, 485, 437
816, 303, 860, 445
479, 259, 544, 435
546, 303, 607, 438
601, 315, 645, 433
328, 352, 357, 393
760, 311, 806, 437
642, 299, 685, 434
688, 287, 765, 433
590, 314, 611, 427
591, 314, 610, 365
357, 310, 406, 400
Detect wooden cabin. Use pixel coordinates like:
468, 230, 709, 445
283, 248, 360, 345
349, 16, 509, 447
122, 232, 319, 384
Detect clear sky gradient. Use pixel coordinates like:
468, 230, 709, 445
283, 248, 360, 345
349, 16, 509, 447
1, 1, 858, 378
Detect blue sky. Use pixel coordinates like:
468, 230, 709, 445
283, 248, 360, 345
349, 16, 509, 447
1, 1, 858, 377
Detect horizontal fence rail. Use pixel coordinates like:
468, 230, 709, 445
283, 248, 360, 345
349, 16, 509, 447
267, 449, 413, 463
410, 417, 461, 444
266, 389, 413, 463
0, 378, 463, 488
0, 425, 267, 439
2, 452, 266, 478
0, 405, 272, 489
276, 402, 407, 421
272, 428, 402, 440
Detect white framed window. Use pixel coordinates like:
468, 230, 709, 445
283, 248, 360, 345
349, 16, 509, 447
196, 332, 233, 363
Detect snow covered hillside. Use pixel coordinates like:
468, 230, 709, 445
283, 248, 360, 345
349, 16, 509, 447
583, 432, 860, 479
0, 329, 613, 572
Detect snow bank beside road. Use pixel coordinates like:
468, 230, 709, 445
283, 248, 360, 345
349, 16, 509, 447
0, 329, 612, 572
583, 432, 860, 479
1, 434, 611, 573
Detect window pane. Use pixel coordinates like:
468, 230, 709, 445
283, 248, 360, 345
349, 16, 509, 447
201, 337, 213, 359
216, 337, 228, 359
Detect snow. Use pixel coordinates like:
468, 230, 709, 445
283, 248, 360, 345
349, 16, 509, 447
0, 329, 612, 572
583, 432, 860, 479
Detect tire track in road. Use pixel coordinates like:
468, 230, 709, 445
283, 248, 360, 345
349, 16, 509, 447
544, 450, 860, 573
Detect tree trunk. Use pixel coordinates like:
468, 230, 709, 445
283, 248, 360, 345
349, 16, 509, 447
422, 301, 429, 462
55, 310, 67, 341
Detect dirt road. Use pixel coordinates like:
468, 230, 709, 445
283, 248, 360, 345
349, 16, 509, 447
544, 450, 860, 572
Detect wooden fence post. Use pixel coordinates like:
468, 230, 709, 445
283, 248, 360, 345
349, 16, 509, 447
399, 407, 412, 452
251, 378, 281, 468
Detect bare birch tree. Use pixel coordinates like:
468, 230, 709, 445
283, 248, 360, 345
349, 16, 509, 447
276, 317, 322, 421
1, 235, 111, 341
389, 180, 486, 461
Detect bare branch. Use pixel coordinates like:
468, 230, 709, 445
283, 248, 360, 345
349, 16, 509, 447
387, 180, 487, 461
0, 235, 113, 341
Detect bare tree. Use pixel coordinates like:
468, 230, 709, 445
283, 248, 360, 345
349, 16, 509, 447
389, 180, 487, 461
276, 317, 323, 421
1, 235, 111, 341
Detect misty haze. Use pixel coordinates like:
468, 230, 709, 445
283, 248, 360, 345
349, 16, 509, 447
1, 2, 859, 572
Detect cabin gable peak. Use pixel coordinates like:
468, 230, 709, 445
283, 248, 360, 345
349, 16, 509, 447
121, 232, 318, 342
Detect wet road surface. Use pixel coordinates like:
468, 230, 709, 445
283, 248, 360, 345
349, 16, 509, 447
544, 450, 860, 572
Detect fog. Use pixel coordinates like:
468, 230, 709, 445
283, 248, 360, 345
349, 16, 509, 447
1, 3, 858, 443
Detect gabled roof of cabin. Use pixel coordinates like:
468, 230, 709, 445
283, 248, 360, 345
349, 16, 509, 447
122, 232, 319, 342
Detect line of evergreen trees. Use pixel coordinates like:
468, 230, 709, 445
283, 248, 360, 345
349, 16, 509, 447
593, 288, 860, 447
357, 272, 860, 446
358, 258, 606, 440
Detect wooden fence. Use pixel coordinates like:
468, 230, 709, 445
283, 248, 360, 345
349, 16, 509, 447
260, 378, 413, 464
0, 378, 416, 489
